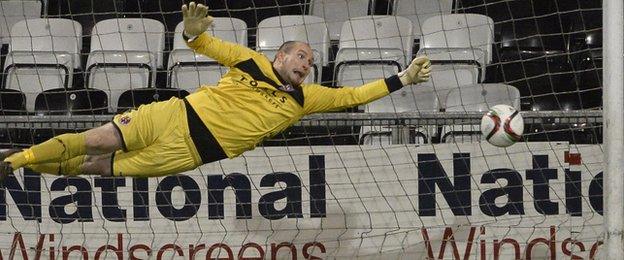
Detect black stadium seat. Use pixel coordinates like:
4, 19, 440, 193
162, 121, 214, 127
0, 89, 27, 147
35, 88, 108, 115
116, 88, 190, 113
0, 89, 26, 115
30, 88, 108, 143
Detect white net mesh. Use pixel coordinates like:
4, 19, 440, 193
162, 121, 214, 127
0, 0, 604, 258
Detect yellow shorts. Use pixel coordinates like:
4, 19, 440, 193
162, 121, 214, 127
111, 97, 202, 177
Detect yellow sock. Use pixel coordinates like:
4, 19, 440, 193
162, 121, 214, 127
27, 156, 86, 176
4, 149, 32, 169
5, 133, 86, 169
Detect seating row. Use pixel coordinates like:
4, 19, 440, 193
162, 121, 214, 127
360, 83, 520, 145
1, 13, 494, 113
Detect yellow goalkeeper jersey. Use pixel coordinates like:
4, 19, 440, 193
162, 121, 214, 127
184, 33, 404, 159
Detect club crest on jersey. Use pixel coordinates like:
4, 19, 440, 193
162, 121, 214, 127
119, 115, 131, 125
278, 84, 294, 92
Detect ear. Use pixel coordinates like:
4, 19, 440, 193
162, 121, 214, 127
275, 51, 285, 63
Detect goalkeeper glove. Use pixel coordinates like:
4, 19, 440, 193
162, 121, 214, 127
399, 56, 431, 86
182, 2, 214, 38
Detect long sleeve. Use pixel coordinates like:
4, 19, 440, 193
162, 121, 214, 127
186, 32, 259, 67
303, 75, 404, 114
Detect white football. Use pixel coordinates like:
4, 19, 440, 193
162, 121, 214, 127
480, 104, 524, 147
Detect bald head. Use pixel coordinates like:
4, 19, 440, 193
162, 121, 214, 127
272, 41, 314, 86
277, 41, 311, 55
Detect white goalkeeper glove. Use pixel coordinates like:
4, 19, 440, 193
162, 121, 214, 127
399, 56, 431, 86
182, 2, 214, 38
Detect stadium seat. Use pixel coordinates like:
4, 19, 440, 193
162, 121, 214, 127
203, 0, 308, 42
391, 0, 454, 40
307, 0, 370, 41
256, 15, 330, 84
419, 14, 494, 68
34, 88, 108, 115
441, 83, 520, 143
0, 88, 26, 115
360, 86, 439, 145
3, 18, 82, 112
417, 13, 494, 106
0, 0, 41, 45
424, 63, 481, 109
168, 18, 247, 92
46, 0, 121, 39
86, 18, 165, 112
30, 88, 107, 143
116, 88, 190, 113
0, 89, 27, 147
334, 15, 413, 87
366, 86, 439, 113
121, 0, 186, 34
445, 83, 520, 112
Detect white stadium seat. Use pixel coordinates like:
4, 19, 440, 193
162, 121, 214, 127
4, 18, 82, 111
361, 86, 439, 145
442, 83, 520, 143
417, 13, 494, 105
0, 0, 41, 45
168, 18, 247, 92
335, 15, 413, 87
422, 62, 481, 109
256, 15, 329, 84
365, 86, 439, 113
86, 18, 165, 111
418, 13, 495, 82
308, 0, 370, 41
420, 13, 494, 66
392, 0, 454, 39
445, 83, 520, 112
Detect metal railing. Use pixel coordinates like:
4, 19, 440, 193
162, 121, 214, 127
0, 110, 602, 129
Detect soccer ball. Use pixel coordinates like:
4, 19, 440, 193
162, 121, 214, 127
480, 104, 524, 147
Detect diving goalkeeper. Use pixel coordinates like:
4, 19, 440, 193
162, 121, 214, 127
0, 2, 431, 180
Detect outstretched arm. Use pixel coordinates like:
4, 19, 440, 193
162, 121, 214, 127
182, 2, 258, 67
304, 56, 431, 114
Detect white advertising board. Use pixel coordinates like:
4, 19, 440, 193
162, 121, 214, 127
0, 142, 604, 259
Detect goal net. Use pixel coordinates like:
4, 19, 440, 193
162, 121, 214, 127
0, 0, 604, 259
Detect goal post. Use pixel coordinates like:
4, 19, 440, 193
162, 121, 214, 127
603, 0, 624, 257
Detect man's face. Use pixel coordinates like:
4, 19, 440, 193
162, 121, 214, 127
274, 42, 314, 86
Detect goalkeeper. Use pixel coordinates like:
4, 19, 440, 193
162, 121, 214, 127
0, 2, 431, 180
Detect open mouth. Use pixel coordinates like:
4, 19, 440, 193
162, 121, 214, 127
293, 70, 304, 78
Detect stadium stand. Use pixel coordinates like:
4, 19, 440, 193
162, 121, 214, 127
168, 18, 247, 91
307, 0, 370, 41
86, 18, 165, 112
441, 83, 520, 143
256, 15, 329, 84
392, 0, 454, 40
334, 15, 413, 87
4, 18, 82, 112
417, 13, 494, 108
